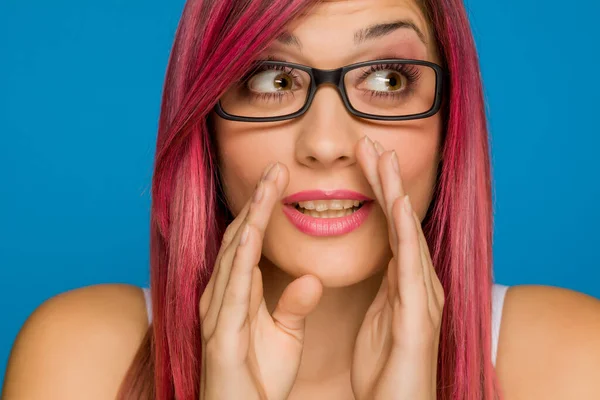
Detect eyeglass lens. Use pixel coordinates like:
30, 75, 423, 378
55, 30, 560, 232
219, 61, 437, 118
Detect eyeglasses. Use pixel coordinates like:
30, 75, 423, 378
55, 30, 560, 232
214, 58, 445, 122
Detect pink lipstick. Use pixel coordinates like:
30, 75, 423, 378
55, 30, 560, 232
281, 190, 374, 237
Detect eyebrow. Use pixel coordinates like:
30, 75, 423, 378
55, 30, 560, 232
275, 19, 428, 50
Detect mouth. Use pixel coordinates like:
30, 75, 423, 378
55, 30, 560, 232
281, 190, 374, 236
289, 199, 367, 218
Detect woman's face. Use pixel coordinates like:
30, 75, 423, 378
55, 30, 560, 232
213, 0, 443, 287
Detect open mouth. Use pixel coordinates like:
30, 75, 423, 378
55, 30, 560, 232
281, 193, 374, 236
289, 199, 367, 218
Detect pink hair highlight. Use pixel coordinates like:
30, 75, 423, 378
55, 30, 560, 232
117, 0, 503, 399
420, 0, 502, 398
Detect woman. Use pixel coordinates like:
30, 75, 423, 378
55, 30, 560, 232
4, 0, 600, 399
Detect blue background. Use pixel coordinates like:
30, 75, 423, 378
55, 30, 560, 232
1, 0, 598, 389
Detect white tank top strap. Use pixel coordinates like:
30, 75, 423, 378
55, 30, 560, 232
491, 283, 509, 366
140, 284, 510, 363
142, 287, 153, 324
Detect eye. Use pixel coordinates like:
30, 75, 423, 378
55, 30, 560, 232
247, 70, 295, 93
359, 70, 407, 92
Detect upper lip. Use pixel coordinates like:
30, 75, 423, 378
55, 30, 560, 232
282, 190, 374, 204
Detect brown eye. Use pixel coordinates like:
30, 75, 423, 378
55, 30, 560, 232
359, 70, 407, 92
248, 70, 295, 93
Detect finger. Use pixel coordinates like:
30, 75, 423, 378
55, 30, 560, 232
356, 137, 403, 256
204, 163, 286, 335
199, 162, 275, 319
199, 199, 251, 319
393, 195, 427, 321
411, 211, 444, 313
216, 164, 288, 333
386, 255, 398, 305
411, 215, 442, 391
412, 212, 437, 319
378, 149, 407, 248
248, 265, 264, 320
378, 150, 406, 218
365, 274, 390, 320
356, 136, 385, 210
373, 146, 411, 314
214, 224, 261, 333
271, 275, 323, 339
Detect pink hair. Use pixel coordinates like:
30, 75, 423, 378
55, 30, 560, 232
117, 0, 503, 399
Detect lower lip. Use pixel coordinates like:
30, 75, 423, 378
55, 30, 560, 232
282, 202, 373, 237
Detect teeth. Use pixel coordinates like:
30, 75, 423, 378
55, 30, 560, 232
301, 208, 357, 218
293, 199, 367, 218
297, 199, 362, 211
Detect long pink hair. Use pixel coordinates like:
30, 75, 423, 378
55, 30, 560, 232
117, 0, 502, 398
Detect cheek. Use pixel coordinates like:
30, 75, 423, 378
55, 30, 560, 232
215, 118, 258, 215
220, 155, 255, 216
372, 117, 442, 218
400, 153, 439, 218
214, 116, 291, 216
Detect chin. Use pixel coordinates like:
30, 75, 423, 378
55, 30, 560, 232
261, 214, 391, 288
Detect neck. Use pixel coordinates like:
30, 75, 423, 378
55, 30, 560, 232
260, 257, 385, 384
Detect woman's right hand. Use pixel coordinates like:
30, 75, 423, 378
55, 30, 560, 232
199, 162, 324, 400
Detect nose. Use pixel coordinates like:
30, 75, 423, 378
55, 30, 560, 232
294, 85, 359, 169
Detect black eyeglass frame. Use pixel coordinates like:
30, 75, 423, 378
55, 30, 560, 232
214, 58, 445, 122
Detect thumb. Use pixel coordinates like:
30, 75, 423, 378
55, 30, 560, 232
271, 275, 323, 335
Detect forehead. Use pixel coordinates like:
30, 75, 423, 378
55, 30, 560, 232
264, 0, 437, 67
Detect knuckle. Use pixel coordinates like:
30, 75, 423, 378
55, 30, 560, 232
392, 196, 404, 218
223, 285, 244, 308
233, 239, 248, 263
393, 195, 404, 210
206, 332, 237, 364
230, 232, 248, 262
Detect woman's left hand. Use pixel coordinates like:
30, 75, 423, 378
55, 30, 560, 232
351, 136, 445, 400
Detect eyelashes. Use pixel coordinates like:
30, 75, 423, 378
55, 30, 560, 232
239, 56, 421, 104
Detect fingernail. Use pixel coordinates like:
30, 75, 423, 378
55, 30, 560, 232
261, 162, 275, 180
391, 151, 400, 174
364, 136, 377, 156
403, 195, 412, 214
264, 162, 280, 181
240, 224, 250, 245
253, 181, 264, 203
374, 141, 384, 155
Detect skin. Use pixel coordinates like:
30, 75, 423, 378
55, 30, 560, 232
3, 0, 600, 399
213, 1, 442, 396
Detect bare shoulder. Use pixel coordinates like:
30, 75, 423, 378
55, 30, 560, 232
2, 284, 150, 400
495, 284, 600, 400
